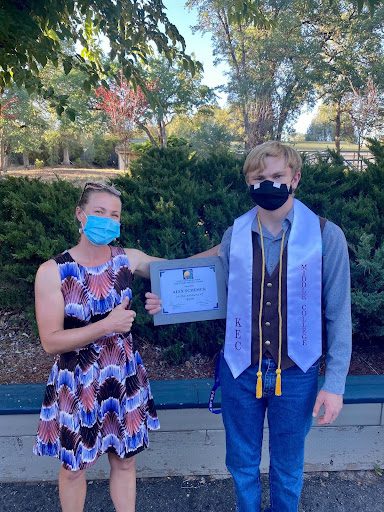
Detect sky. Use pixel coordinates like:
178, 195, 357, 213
162, 0, 316, 133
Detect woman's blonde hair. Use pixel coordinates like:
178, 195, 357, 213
243, 141, 302, 178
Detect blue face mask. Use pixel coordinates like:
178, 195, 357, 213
82, 214, 120, 246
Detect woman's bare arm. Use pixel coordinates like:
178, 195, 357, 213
125, 249, 164, 279
126, 244, 221, 280
35, 260, 136, 354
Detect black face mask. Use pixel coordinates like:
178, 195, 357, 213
249, 180, 293, 211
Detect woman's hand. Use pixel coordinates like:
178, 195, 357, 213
144, 292, 162, 315
104, 297, 136, 333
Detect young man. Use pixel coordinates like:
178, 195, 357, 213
146, 141, 352, 512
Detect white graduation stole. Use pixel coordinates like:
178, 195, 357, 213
224, 199, 322, 378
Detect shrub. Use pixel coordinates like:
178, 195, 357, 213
0, 177, 80, 311
34, 159, 44, 168
91, 134, 119, 168
1, 140, 383, 361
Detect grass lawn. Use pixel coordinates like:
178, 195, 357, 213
288, 140, 368, 152
6, 165, 124, 184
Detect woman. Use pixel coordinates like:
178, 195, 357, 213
33, 182, 163, 512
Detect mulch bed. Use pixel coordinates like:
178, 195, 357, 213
0, 308, 382, 385
0, 309, 212, 384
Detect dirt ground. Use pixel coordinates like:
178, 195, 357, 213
5, 165, 121, 185
0, 308, 214, 384
0, 308, 383, 385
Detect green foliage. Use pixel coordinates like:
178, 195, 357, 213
0, 177, 79, 309
162, 341, 187, 366
169, 109, 236, 155
34, 159, 44, 169
350, 234, 384, 340
305, 104, 356, 143
115, 144, 246, 257
0, 87, 48, 167
189, 0, 384, 146
138, 55, 216, 147
298, 140, 384, 342
0, 1, 196, 110
91, 134, 118, 167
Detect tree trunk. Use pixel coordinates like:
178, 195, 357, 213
159, 120, 167, 148
357, 133, 362, 170
115, 140, 130, 171
276, 114, 285, 141
334, 101, 341, 155
0, 140, 8, 173
23, 151, 30, 168
62, 146, 71, 166
247, 96, 275, 148
243, 107, 252, 150
276, 105, 290, 141
138, 123, 159, 148
117, 152, 125, 171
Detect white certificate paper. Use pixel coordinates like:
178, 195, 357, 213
160, 265, 219, 315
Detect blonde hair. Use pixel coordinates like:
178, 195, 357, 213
243, 141, 302, 178
77, 182, 121, 209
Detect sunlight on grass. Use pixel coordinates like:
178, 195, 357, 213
6, 166, 125, 184
289, 141, 368, 152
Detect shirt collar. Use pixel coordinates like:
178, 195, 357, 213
251, 206, 294, 239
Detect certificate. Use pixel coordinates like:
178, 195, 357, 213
150, 257, 227, 326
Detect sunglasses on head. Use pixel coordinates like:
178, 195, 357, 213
79, 182, 121, 202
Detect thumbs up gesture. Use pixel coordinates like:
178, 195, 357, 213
105, 296, 136, 334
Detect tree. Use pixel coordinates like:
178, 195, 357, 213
95, 56, 214, 150
345, 78, 384, 163
7, 88, 47, 168
305, 103, 355, 143
0, 0, 196, 111
140, 56, 215, 147
305, 2, 384, 153
95, 76, 151, 168
39, 63, 105, 165
0, 87, 45, 172
0, 93, 17, 172
168, 106, 237, 154
189, 1, 384, 150
188, 1, 322, 147
95, 78, 150, 144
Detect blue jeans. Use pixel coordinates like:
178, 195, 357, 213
220, 354, 319, 512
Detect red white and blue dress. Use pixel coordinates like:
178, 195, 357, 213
33, 246, 159, 471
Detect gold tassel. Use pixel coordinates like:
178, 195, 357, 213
256, 371, 263, 398
275, 369, 282, 396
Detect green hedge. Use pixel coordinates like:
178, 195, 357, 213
0, 140, 383, 359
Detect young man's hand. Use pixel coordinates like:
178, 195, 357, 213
312, 390, 343, 425
145, 292, 161, 315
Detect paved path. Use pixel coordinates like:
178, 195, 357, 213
1, 471, 383, 511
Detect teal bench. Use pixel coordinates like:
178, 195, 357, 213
0, 375, 383, 415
